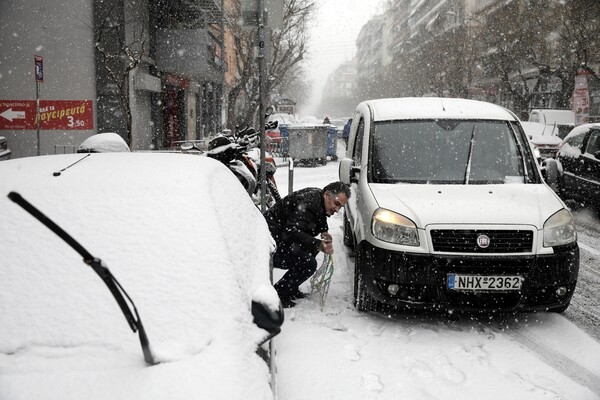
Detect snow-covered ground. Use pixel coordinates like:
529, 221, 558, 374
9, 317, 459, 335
272, 140, 600, 400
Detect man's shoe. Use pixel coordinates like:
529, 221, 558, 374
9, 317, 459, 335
289, 289, 308, 301
280, 297, 297, 308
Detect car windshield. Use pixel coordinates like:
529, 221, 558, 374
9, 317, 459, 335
370, 120, 533, 184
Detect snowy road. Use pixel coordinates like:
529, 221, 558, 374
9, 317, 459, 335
566, 207, 600, 343
272, 142, 600, 400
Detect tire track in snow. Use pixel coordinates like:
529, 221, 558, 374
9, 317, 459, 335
502, 328, 600, 396
579, 242, 600, 263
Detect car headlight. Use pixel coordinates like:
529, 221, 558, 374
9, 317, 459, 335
543, 209, 577, 247
372, 208, 419, 246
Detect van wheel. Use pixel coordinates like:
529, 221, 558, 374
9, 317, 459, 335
343, 212, 353, 248
353, 247, 377, 312
353, 264, 368, 311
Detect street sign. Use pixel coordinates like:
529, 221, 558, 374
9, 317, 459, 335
0, 100, 94, 130
34, 55, 44, 83
240, 0, 284, 30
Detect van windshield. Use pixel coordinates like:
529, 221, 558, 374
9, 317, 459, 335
370, 120, 535, 184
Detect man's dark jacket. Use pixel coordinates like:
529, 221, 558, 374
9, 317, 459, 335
264, 187, 328, 253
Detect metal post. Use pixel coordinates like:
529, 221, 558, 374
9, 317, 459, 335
258, 0, 267, 212
288, 158, 294, 195
220, 0, 225, 135
36, 82, 40, 156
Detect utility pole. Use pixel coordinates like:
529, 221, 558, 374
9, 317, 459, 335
258, 0, 267, 212
241, 0, 283, 211
34, 55, 44, 156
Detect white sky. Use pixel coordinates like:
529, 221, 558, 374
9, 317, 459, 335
301, 0, 388, 116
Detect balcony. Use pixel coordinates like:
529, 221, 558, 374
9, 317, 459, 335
156, 28, 223, 82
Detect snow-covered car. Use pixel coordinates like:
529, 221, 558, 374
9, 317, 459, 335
521, 120, 562, 159
555, 123, 600, 211
340, 97, 579, 313
0, 152, 283, 399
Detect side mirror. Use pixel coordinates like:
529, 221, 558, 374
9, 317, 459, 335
339, 158, 361, 184
350, 166, 361, 183
542, 158, 558, 185
265, 106, 274, 116
594, 151, 600, 160
252, 300, 284, 344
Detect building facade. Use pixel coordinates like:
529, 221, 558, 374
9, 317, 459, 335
1, 0, 232, 158
353, 0, 600, 121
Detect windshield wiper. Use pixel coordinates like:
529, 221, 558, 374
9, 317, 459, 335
8, 191, 157, 366
464, 125, 476, 184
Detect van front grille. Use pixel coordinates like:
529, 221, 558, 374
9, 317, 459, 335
430, 229, 533, 253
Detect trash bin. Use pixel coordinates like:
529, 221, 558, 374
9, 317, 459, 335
326, 125, 338, 161
287, 124, 328, 167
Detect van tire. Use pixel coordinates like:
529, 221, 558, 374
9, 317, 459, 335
354, 247, 379, 312
343, 212, 353, 248
353, 264, 368, 311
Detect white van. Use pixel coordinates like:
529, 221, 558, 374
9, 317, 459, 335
529, 108, 575, 140
339, 98, 579, 313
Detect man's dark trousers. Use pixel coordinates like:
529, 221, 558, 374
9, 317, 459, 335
273, 242, 317, 299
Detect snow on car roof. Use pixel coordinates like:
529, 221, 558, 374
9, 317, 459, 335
562, 122, 600, 142
361, 97, 517, 122
78, 132, 131, 152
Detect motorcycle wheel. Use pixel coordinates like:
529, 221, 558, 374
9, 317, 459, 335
267, 180, 281, 203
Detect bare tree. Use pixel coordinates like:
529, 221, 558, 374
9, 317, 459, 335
227, 0, 314, 130
94, 0, 149, 146
553, 0, 600, 108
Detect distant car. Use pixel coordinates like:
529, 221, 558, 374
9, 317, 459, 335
528, 109, 575, 140
555, 123, 600, 211
521, 121, 562, 159
0, 136, 11, 161
340, 97, 578, 314
0, 152, 283, 399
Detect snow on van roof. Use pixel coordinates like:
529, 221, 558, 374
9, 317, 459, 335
529, 109, 575, 126
361, 97, 517, 122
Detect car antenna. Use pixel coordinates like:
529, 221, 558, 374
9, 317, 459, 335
53, 153, 91, 177
7, 191, 158, 366
440, 97, 446, 111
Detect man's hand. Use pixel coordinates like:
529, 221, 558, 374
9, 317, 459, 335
319, 232, 334, 254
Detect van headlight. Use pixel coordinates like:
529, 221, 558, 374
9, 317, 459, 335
372, 208, 419, 246
543, 209, 577, 247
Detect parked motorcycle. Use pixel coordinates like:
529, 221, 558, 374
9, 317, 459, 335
206, 136, 258, 198
236, 122, 281, 208
205, 123, 281, 209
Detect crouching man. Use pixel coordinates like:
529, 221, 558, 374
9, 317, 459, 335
264, 181, 350, 308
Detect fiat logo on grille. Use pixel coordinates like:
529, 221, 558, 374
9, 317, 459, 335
476, 234, 490, 248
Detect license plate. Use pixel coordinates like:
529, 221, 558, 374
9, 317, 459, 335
447, 274, 522, 291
